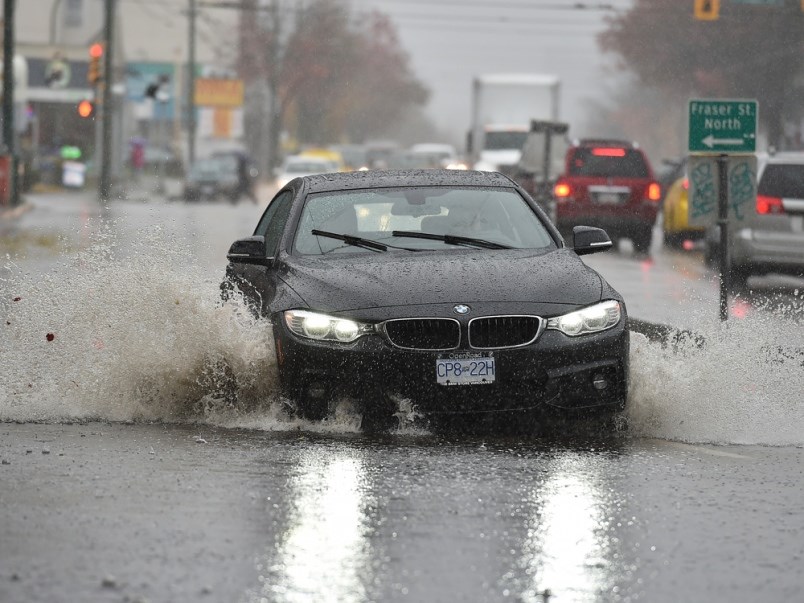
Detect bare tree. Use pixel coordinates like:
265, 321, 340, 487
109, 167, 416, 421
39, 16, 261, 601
599, 0, 804, 149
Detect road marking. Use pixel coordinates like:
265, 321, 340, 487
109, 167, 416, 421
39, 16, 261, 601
646, 439, 752, 459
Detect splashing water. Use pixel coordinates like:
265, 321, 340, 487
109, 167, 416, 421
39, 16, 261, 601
627, 304, 804, 446
2, 224, 803, 444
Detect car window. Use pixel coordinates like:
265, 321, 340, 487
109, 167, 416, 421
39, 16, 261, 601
568, 148, 650, 178
758, 164, 804, 199
293, 187, 556, 255
254, 191, 294, 256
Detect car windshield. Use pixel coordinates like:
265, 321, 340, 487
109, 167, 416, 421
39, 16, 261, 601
293, 186, 556, 255
758, 163, 804, 198
189, 158, 230, 178
568, 148, 650, 178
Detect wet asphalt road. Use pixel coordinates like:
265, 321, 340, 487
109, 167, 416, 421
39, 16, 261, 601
2, 192, 804, 602
2, 423, 804, 603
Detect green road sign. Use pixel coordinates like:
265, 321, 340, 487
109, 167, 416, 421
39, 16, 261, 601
688, 99, 757, 154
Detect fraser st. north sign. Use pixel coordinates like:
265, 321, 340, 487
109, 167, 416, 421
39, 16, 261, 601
688, 99, 757, 154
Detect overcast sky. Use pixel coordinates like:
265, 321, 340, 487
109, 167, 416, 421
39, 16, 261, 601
348, 0, 635, 142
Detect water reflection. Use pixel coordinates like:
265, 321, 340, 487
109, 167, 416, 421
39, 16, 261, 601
521, 454, 614, 602
257, 450, 373, 603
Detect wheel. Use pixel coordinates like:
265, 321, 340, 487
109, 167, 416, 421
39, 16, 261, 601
663, 231, 680, 248
729, 265, 752, 293
357, 387, 399, 433
282, 380, 330, 421
632, 229, 652, 254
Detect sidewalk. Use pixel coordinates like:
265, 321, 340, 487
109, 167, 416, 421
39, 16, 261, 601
0, 200, 34, 222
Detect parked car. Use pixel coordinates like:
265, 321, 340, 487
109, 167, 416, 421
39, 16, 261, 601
409, 143, 464, 169
552, 139, 662, 254
211, 150, 259, 202
221, 169, 629, 431
662, 160, 706, 248
275, 155, 338, 188
704, 151, 804, 289
183, 155, 240, 202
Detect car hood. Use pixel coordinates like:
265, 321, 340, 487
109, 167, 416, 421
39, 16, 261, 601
280, 248, 603, 313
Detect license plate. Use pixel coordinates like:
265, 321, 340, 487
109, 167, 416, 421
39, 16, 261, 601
791, 216, 803, 233
201, 185, 214, 195
595, 193, 622, 204
436, 353, 495, 386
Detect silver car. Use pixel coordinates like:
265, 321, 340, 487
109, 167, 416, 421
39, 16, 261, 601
706, 151, 804, 289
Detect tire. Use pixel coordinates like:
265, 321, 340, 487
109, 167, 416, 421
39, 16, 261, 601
360, 394, 398, 433
663, 231, 680, 249
729, 265, 752, 294
632, 229, 652, 254
282, 381, 330, 421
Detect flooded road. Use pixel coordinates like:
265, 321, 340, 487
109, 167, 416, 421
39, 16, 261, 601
2, 192, 804, 601
2, 424, 804, 603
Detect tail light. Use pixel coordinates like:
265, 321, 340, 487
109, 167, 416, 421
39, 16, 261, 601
647, 182, 661, 201
682, 178, 689, 191
757, 194, 784, 215
554, 181, 571, 198
591, 147, 626, 157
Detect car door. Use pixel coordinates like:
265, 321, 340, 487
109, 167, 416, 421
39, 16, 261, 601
223, 190, 295, 315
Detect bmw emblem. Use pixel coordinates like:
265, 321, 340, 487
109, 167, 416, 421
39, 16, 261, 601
453, 304, 471, 315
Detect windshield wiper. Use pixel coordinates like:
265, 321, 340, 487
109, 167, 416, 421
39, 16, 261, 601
391, 230, 511, 250
312, 229, 388, 252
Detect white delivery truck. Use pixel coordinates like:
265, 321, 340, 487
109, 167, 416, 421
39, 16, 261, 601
469, 73, 561, 174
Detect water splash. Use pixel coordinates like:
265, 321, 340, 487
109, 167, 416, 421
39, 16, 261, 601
3, 223, 803, 445
627, 305, 804, 446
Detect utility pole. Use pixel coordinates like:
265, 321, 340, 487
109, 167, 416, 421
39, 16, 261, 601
3, 0, 18, 206
99, 0, 116, 201
187, 0, 197, 165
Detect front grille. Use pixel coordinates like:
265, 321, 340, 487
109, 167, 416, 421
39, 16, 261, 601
383, 318, 460, 350
469, 316, 543, 349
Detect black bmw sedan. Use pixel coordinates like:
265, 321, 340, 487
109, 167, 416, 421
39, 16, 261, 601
222, 169, 628, 428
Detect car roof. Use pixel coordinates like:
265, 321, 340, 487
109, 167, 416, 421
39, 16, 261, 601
301, 169, 515, 193
758, 151, 804, 165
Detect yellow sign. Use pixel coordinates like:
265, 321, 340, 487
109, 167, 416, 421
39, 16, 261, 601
194, 78, 244, 108
694, 0, 720, 20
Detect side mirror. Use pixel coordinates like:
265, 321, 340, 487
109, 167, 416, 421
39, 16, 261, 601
226, 236, 271, 265
572, 226, 613, 256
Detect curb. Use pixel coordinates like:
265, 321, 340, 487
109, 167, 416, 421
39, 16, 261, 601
0, 202, 33, 222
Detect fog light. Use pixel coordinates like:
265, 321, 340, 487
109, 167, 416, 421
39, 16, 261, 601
592, 374, 608, 391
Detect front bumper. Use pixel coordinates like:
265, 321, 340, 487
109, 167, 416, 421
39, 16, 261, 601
274, 316, 629, 415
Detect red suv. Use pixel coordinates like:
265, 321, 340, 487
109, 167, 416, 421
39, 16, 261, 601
553, 139, 661, 254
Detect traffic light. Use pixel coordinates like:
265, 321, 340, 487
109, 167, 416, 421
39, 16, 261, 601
88, 43, 104, 84
77, 100, 95, 118
694, 0, 720, 21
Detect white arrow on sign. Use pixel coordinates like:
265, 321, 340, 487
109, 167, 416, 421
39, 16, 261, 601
702, 134, 744, 148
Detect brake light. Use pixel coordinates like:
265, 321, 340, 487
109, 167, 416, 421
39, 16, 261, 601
647, 182, 661, 201
554, 182, 571, 198
682, 178, 689, 191
591, 147, 626, 157
757, 194, 784, 215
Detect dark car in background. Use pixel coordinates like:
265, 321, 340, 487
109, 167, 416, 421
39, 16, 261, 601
222, 169, 629, 431
552, 139, 662, 254
183, 155, 241, 202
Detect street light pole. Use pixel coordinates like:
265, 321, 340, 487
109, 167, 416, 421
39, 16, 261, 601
99, 0, 116, 201
187, 0, 197, 165
3, 0, 19, 207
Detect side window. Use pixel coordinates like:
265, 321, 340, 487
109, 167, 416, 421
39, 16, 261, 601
254, 191, 294, 257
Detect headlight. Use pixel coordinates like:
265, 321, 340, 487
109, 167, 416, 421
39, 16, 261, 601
283, 310, 373, 343
546, 300, 621, 336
